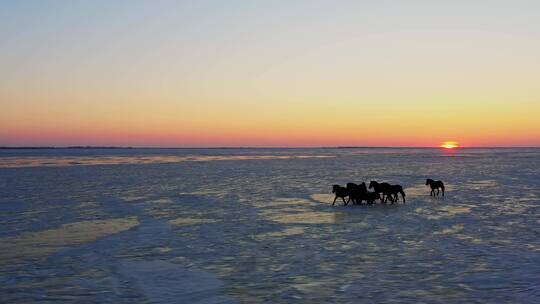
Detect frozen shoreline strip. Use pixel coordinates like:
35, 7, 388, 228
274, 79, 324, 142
0, 155, 333, 168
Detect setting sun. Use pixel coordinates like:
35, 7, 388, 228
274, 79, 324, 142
440, 141, 459, 149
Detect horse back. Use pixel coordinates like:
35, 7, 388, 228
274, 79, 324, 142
435, 180, 444, 188
390, 184, 403, 192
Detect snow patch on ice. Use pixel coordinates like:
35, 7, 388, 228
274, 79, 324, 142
0, 217, 139, 265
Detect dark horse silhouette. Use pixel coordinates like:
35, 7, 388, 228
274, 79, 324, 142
364, 191, 381, 204
369, 181, 406, 203
346, 182, 381, 205
346, 182, 367, 205
368, 181, 390, 203
332, 184, 349, 206
426, 179, 445, 196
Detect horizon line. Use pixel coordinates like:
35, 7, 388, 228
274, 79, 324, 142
1, 145, 539, 150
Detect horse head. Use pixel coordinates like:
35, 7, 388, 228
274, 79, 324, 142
332, 184, 340, 193
425, 179, 433, 186
369, 181, 377, 189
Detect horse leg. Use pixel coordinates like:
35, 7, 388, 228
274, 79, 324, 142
343, 197, 348, 206
437, 189, 440, 196
332, 196, 337, 206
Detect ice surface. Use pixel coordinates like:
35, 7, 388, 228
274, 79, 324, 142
0, 148, 539, 303
0, 217, 138, 266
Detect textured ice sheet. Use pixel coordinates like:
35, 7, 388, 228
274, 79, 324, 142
117, 260, 237, 304
0, 148, 539, 303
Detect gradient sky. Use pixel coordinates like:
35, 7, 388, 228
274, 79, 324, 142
1, 0, 539, 147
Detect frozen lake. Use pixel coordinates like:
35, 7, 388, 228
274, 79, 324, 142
0, 148, 539, 303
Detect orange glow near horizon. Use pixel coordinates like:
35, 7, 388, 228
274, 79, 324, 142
440, 141, 459, 149
1, 2, 540, 147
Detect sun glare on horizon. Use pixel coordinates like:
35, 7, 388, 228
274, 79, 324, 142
440, 141, 459, 149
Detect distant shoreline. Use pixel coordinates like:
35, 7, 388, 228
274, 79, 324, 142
0, 146, 538, 150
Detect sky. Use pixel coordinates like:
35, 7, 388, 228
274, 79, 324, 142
1, 0, 539, 147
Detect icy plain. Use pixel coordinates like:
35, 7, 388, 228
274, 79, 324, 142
0, 148, 538, 303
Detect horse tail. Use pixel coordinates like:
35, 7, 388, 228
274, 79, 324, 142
441, 183, 445, 196
400, 189, 406, 203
